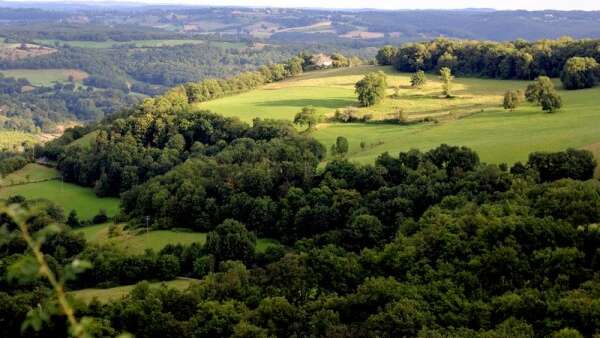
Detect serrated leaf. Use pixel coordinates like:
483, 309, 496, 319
21, 305, 50, 333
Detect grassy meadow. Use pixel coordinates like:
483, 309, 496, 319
196, 65, 600, 166
70, 279, 196, 303
0, 163, 59, 186
77, 223, 279, 255
0, 68, 88, 86
0, 178, 119, 220
0, 131, 38, 151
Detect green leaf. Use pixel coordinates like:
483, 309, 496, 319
21, 305, 50, 333
7, 255, 40, 283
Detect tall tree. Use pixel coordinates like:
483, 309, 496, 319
355, 72, 388, 107
410, 70, 427, 89
439, 67, 454, 98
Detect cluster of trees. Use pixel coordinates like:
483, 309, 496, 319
44, 88, 325, 198
2, 140, 600, 337
377, 38, 600, 82
0, 152, 29, 176
525, 76, 563, 112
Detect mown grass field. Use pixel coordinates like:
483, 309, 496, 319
0, 179, 119, 220
77, 223, 278, 255
0, 163, 59, 186
197, 65, 600, 167
70, 279, 196, 303
0, 68, 88, 86
0, 131, 38, 151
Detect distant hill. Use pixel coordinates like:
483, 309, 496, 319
1, 5, 600, 42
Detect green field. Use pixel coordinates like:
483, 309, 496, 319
0, 68, 88, 86
0, 179, 119, 220
70, 279, 196, 303
0, 163, 59, 186
0, 131, 38, 151
197, 65, 600, 166
67, 130, 99, 149
35, 39, 207, 49
77, 223, 278, 254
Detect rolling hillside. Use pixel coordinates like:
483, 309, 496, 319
197, 66, 600, 167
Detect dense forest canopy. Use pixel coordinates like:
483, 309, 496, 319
2, 109, 600, 336
377, 38, 600, 80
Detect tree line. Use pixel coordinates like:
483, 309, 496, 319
376, 37, 600, 85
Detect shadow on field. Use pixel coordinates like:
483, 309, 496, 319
255, 98, 354, 109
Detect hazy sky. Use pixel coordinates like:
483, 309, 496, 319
9, 0, 600, 11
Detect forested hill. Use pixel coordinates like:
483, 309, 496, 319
3, 5, 600, 42
3, 69, 600, 336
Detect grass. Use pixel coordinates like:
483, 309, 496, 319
70, 279, 196, 303
67, 130, 98, 149
0, 69, 88, 86
0, 163, 59, 187
196, 66, 513, 123
0, 179, 119, 220
34, 39, 210, 49
0, 131, 38, 151
77, 223, 279, 255
78, 224, 208, 254
196, 65, 600, 166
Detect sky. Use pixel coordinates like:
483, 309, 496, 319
8, 0, 600, 11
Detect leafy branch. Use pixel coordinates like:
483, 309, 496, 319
2, 204, 91, 337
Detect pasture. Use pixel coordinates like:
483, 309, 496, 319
0, 68, 88, 86
70, 279, 196, 303
0, 179, 119, 220
0, 163, 58, 186
77, 223, 278, 255
197, 65, 600, 166
0, 131, 38, 151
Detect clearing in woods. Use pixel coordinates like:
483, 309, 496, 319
0, 177, 119, 220
76, 223, 279, 255
0, 68, 89, 86
196, 65, 600, 166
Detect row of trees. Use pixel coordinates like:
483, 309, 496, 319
184, 52, 355, 105
376, 38, 600, 89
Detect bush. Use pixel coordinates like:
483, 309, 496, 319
92, 209, 109, 224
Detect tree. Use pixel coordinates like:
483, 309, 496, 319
66, 210, 81, 228
525, 76, 562, 112
560, 57, 600, 90
293, 106, 318, 131
206, 219, 256, 263
410, 70, 427, 89
503, 90, 520, 111
355, 72, 388, 107
330, 136, 349, 158
439, 67, 454, 98
344, 214, 384, 250
376, 45, 398, 66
